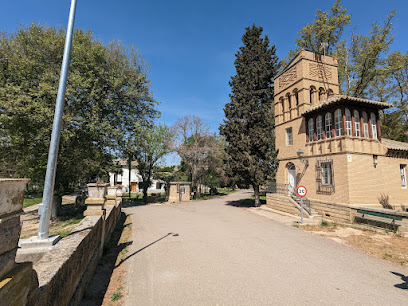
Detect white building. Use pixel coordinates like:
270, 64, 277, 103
109, 160, 165, 193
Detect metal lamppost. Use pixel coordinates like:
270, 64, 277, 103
37, 0, 78, 240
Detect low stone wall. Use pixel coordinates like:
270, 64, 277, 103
27, 202, 122, 306
267, 191, 408, 232
309, 199, 353, 223
266, 193, 300, 216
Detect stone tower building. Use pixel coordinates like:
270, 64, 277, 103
273, 49, 408, 207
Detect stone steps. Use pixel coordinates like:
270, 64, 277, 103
266, 193, 322, 222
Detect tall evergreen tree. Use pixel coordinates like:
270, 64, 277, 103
220, 25, 279, 207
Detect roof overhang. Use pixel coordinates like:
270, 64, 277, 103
382, 138, 408, 152
301, 95, 392, 117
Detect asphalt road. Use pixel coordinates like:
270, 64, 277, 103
123, 190, 408, 305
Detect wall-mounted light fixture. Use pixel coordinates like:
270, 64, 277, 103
373, 155, 378, 168
297, 149, 309, 167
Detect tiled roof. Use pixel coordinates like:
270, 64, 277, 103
116, 159, 138, 167
381, 138, 408, 152
302, 95, 392, 116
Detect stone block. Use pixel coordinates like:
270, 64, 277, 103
0, 248, 17, 279
105, 200, 116, 206
83, 209, 105, 216
0, 178, 29, 217
0, 215, 21, 256
107, 187, 117, 196
85, 198, 105, 205
0, 262, 34, 306
87, 183, 108, 198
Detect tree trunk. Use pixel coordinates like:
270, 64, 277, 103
143, 184, 148, 204
128, 158, 132, 200
51, 196, 62, 219
253, 184, 260, 207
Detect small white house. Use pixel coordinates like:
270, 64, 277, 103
109, 160, 165, 193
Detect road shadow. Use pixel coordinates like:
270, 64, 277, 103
79, 212, 130, 306
121, 197, 166, 208
115, 232, 179, 268
391, 271, 408, 290
225, 198, 266, 208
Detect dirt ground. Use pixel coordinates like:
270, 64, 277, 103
298, 222, 408, 268
20, 195, 84, 239
80, 213, 133, 306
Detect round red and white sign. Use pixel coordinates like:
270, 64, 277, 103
296, 186, 307, 197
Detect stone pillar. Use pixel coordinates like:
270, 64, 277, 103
84, 183, 108, 216
0, 178, 37, 305
106, 187, 118, 206
116, 187, 123, 206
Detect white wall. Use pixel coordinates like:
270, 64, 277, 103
109, 167, 165, 193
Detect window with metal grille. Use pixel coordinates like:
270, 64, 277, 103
316, 158, 335, 194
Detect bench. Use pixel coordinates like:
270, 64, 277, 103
354, 209, 402, 231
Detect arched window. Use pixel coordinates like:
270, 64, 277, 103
280, 97, 285, 114
345, 108, 352, 136
316, 115, 323, 140
308, 118, 314, 142
286, 93, 292, 109
310, 86, 315, 104
371, 113, 377, 139
325, 112, 332, 139
293, 89, 299, 106
354, 110, 360, 137
327, 89, 333, 97
334, 109, 342, 136
318, 87, 325, 101
362, 112, 369, 137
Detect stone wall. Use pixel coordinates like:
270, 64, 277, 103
0, 178, 36, 305
27, 202, 122, 306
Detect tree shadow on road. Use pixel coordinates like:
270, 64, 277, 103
391, 271, 408, 290
115, 232, 179, 268
225, 198, 265, 208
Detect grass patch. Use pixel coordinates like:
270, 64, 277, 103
193, 188, 236, 201
122, 192, 166, 204
111, 290, 123, 301
49, 204, 85, 238
23, 197, 42, 208
321, 220, 329, 227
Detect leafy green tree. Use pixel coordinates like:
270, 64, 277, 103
335, 10, 395, 97
0, 24, 158, 202
295, 0, 350, 54
133, 124, 174, 203
372, 51, 408, 141
220, 25, 279, 207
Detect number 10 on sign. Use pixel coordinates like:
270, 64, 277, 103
296, 186, 307, 224
296, 186, 307, 197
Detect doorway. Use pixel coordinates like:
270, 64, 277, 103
288, 164, 296, 195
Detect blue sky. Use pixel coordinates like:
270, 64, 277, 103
2, 0, 408, 165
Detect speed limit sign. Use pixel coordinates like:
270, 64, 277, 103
296, 186, 307, 197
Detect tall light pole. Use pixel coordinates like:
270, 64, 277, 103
38, 0, 78, 239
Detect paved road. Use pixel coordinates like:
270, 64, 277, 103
123, 190, 408, 305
